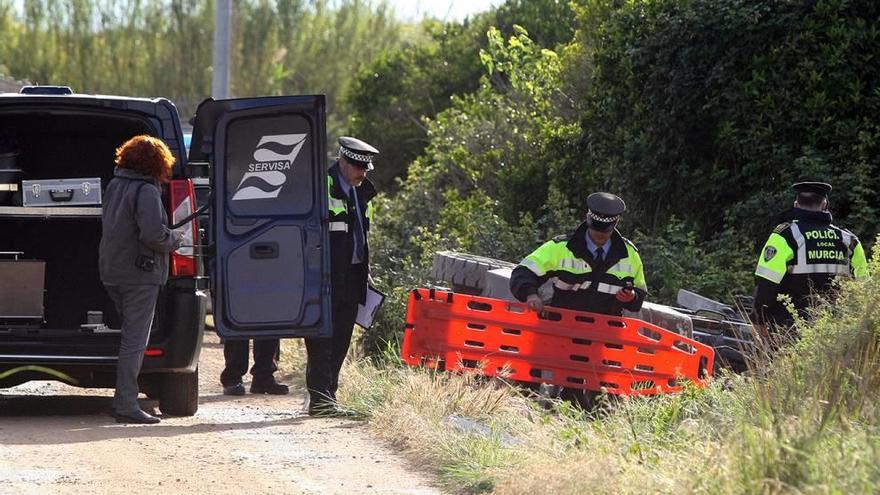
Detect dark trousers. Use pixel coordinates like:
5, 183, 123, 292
304, 296, 358, 406
220, 339, 280, 386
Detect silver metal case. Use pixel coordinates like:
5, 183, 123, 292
22, 177, 102, 207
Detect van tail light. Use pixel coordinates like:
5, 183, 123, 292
168, 179, 197, 277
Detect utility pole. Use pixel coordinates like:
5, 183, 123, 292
212, 0, 231, 99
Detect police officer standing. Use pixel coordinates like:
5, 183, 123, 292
305, 137, 379, 417
752, 182, 868, 334
510, 192, 647, 316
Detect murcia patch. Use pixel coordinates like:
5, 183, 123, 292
764, 246, 777, 262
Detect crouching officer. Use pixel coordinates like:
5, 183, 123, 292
752, 182, 868, 335
510, 193, 647, 408
304, 137, 379, 417
510, 192, 647, 316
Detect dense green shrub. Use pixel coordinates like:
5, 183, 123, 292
360, 0, 880, 353
571, 0, 880, 244
633, 219, 755, 304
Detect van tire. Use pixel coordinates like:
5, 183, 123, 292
431, 251, 516, 294
159, 367, 199, 416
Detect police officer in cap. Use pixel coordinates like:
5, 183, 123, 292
510, 192, 647, 316
305, 136, 379, 416
752, 182, 868, 334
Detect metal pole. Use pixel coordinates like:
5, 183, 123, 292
212, 0, 231, 99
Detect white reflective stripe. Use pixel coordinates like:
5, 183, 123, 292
595, 282, 623, 295
790, 223, 807, 267
607, 262, 632, 274
789, 263, 851, 276
553, 278, 629, 294
841, 230, 854, 258
553, 278, 591, 291
520, 258, 545, 276
755, 265, 785, 283
559, 257, 590, 272
329, 221, 348, 232
329, 197, 346, 211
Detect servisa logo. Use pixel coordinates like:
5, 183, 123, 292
231, 134, 307, 201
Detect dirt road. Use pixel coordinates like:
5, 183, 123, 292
0, 333, 439, 495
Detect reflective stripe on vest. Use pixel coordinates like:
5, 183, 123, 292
595, 282, 622, 295
328, 176, 347, 215
553, 278, 590, 291
756, 265, 784, 283
524, 256, 591, 276
790, 263, 851, 275
520, 258, 544, 275
607, 262, 632, 274
841, 230, 854, 259
552, 278, 623, 294
329, 196, 346, 215
329, 221, 348, 232
789, 223, 852, 277
560, 257, 590, 272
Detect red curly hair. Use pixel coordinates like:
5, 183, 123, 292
114, 135, 175, 183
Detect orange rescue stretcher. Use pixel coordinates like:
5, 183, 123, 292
401, 288, 714, 395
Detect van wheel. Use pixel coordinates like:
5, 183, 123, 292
159, 367, 199, 416
431, 251, 515, 294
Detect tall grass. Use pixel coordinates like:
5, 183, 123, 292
337, 251, 880, 493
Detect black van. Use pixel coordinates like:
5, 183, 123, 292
0, 87, 333, 415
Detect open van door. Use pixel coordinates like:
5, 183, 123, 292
189, 96, 331, 339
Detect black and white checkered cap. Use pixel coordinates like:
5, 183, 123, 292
586, 192, 626, 230
339, 136, 379, 170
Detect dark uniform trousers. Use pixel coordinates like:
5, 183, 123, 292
305, 267, 364, 406
220, 339, 280, 386
307, 162, 374, 407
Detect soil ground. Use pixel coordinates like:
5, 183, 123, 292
0, 332, 440, 495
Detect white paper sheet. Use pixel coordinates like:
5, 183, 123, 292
356, 285, 385, 329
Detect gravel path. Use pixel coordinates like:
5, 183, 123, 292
0, 333, 439, 495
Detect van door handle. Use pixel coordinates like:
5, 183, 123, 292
250, 242, 279, 259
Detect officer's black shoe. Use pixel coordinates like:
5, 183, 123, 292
222, 382, 246, 396
113, 409, 161, 424
250, 377, 289, 395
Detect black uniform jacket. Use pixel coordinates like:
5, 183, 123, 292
510, 221, 646, 316
328, 162, 377, 304
752, 208, 854, 326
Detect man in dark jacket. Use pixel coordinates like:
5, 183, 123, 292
510, 192, 647, 316
100, 135, 183, 424
752, 182, 868, 336
305, 137, 379, 416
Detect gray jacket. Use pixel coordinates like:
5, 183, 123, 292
99, 168, 182, 286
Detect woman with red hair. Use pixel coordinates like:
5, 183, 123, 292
99, 135, 183, 424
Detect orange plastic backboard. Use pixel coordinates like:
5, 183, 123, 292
401, 289, 714, 395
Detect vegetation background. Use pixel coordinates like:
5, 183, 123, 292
3, 0, 878, 492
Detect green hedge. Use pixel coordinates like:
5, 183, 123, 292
571, 0, 880, 244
